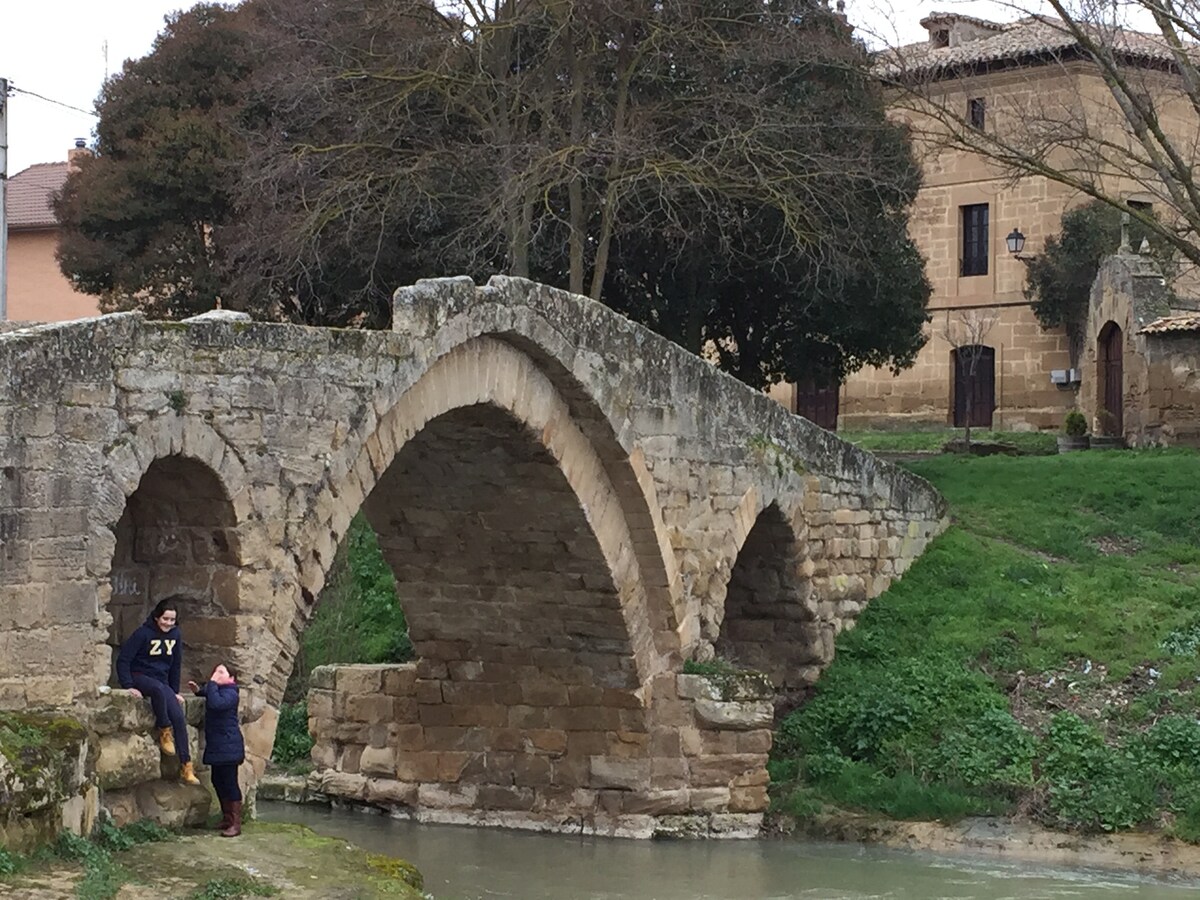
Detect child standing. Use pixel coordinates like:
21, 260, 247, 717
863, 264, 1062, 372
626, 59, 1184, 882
188, 664, 245, 837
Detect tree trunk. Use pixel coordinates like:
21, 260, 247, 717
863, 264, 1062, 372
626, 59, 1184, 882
567, 24, 586, 296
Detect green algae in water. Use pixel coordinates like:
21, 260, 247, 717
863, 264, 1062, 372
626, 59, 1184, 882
367, 853, 424, 892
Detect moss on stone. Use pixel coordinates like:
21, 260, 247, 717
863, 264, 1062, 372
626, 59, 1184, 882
366, 852, 424, 891
0, 712, 88, 819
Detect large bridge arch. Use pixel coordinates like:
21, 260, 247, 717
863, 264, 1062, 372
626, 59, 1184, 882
272, 336, 680, 702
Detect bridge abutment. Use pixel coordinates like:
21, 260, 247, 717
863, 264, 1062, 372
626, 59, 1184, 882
306, 663, 773, 837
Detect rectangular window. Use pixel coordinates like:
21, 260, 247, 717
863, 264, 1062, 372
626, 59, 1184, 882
961, 204, 989, 277
1127, 199, 1152, 213
968, 97, 986, 130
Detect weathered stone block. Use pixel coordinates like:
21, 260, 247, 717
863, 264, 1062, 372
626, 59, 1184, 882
687, 754, 763, 787
367, 777, 417, 807
132, 779, 211, 828
315, 770, 368, 800
96, 732, 160, 791
589, 757, 650, 791
359, 745, 396, 778
693, 699, 773, 731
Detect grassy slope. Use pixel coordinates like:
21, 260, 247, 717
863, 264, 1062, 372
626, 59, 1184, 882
773, 449, 1200, 834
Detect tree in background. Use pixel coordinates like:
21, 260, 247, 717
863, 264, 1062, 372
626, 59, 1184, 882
55, 4, 251, 318
1025, 200, 1171, 363
232, 0, 931, 386
59, 0, 931, 390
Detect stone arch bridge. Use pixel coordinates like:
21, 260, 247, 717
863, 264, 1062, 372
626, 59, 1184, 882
0, 276, 945, 837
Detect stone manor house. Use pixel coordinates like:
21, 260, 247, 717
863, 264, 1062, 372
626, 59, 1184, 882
774, 11, 1200, 436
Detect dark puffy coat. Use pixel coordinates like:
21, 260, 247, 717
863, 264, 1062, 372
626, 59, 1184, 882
196, 681, 244, 766
116, 619, 183, 691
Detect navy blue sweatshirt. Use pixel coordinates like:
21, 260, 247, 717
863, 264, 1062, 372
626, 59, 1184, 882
194, 681, 244, 765
116, 618, 182, 692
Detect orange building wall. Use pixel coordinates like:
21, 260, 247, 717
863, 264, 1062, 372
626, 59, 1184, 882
6, 229, 100, 323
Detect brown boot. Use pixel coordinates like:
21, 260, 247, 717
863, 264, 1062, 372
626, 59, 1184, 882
221, 800, 242, 837
216, 799, 232, 831
158, 726, 177, 757
180, 761, 201, 786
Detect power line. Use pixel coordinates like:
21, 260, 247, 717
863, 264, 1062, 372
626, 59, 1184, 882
9, 85, 97, 118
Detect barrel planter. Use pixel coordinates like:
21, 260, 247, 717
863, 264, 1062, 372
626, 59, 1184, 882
1057, 435, 1090, 453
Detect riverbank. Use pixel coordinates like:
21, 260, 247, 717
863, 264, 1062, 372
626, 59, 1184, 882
0, 822, 425, 900
773, 811, 1200, 883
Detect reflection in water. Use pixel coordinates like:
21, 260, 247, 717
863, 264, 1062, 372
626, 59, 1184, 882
259, 802, 1200, 900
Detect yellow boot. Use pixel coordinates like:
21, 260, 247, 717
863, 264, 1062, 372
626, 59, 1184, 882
180, 761, 201, 786
158, 727, 177, 757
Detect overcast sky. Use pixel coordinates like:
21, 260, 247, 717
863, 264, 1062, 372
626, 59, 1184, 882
3, 0, 1031, 176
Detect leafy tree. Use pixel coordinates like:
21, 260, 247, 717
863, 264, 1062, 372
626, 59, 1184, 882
55, 4, 252, 318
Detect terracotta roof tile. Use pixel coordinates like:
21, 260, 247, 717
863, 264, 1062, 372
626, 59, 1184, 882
5, 162, 68, 229
877, 15, 1183, 78
1140, 313, 1200, 334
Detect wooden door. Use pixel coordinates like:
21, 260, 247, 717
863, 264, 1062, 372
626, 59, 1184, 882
794, 378, 840, 431
953, 346, 995, 428
1099, 322, 1124, 435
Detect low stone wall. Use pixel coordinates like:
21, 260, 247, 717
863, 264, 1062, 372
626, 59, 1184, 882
0, 688, 273, 851
306, 663, 774, 838
92, 691, 212, 829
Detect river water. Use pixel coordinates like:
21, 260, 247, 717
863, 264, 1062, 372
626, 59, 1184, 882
259, 802, 1200, 899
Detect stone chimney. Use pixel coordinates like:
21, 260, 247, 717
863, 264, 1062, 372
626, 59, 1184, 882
67, 138, 92, 173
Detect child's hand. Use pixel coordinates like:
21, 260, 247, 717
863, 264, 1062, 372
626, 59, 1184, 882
187, 680, 200, 693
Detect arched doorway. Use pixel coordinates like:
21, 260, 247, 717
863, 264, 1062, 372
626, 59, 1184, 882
1098, 322, 1124, 435
108, 455, 241, 684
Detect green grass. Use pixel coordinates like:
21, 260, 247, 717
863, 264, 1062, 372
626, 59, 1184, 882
773, 448, 1200, 835
48, 822, 172, 900
273, 514, 413, 763
840, 429, 1057, 454
189, 877, 279, 899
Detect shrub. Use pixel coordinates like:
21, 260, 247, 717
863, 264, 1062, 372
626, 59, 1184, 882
1040, 713, 1157, 832
0, 847, 23, 876
271, 700, 315, 767
1063, 410, 1088, 437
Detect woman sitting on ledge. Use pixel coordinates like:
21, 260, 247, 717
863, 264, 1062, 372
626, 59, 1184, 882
116, 598, 200, 786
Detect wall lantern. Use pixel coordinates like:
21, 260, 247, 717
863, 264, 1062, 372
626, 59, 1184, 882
1005, 228, 1026, 255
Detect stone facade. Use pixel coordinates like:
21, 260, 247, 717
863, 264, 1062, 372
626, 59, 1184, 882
833, 23, 1200, 432
1080, 253, 1200, 447
0, 276, 946, 835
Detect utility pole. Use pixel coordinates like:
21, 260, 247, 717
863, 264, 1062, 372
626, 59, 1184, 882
0, 77, 8, 321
